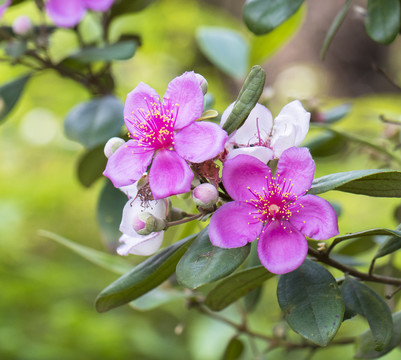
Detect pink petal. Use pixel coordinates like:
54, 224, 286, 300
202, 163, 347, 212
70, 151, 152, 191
174, 121, 227, 163
226, 146, 274, 164
222, 154, 272, 202
103, 140, 154, 188
257, 220, 308, 274
124, 82, 160, 135
275, 147, 315, 197
117, 232, 164, 256
46, 0, 86, 28
149, 149, 193, 199
289, 195, 339, 240
83, 0, 114, 11
209, 201, 263, 248
0, 0, 11, 18
163, 72, 204, 130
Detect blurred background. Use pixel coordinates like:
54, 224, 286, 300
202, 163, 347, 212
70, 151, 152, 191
2, 0, 401, 359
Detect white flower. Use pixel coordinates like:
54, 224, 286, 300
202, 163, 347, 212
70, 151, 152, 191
220, 100, 310, 162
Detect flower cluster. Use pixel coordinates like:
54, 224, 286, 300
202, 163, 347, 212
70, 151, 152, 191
104, 72, 339, 273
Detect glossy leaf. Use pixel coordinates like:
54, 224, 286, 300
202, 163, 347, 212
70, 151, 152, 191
244, 242, 263, 312
223, 337, 244, 360
176, 227, 251, 289
243, 0, 305, 35
205, 266, 273, 311
309, 169, 401, 197
129, 288, 187, 311
340, 277, 393, 351
77, 145, 108, 188
196, 27, 249, 79
355, 311, 401, 358
365, 0, 401, 45
222, 65, 266, 135
64, 95, 124, 148
0, 74, 31, 123
305, 131, 347, 158
97, 180, 127, 252
95, 234, 197, 313
110, 0, 154, 17
277, 259, 344, 346
319, 103, 352, 123
39, 230, 132, 275
374, 224, 401, 259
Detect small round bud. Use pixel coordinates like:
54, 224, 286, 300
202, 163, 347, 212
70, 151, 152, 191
12, 16, 33, 36
133, 212, 166, 235
195, 73, 208, 95
104, 137, 125, 158
193, 183, 218, 210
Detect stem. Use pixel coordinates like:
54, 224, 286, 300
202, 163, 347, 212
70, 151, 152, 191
165, 213, 203, 228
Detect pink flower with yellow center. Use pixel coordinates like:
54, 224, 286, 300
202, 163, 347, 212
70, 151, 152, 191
104, 71, 228, 199
209, 147, 339, 274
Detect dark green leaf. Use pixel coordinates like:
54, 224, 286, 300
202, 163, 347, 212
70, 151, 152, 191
39, 230, 132, 275
356, 311, 401, 358
0, 74, 31, 123
110, 0, 154, 17
129, 288, 187, 311
97, 180, 127, 252
176, 227, 250, 289
196, 27, 249, 79
320, 0, 354, 60
223, 337, 244, 360
277, 259, 344, 346
374, 224, 401, 259
222, 65, 266, 135
95, 234, 197, 312
340, 277, 393, 351
309, 169, 401, 197
64, 95, 124, 148
305, 131, 347, 158
317, 103, 352, 123
365, 0, 401, 44
205, 266, 273, 311
244, 242, 263, 312
4, 40, 27, 58
77, 144, 108, 188
243, 0, 305, 35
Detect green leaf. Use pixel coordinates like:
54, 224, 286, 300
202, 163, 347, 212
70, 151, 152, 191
374, 224, 401, 259
4, 40, 27, 58
277, 259, 344, 346
320, 0, 354, 60
355, 311, 401, 358
39, 230, 132, 275
223, 337, 244, 360
319, 103, 352, 123
305, 131, 347, 158
243, 0, 305, 35
97, 180, 127, 252
77, 145, 108, 188
340, 277, 393, 351
176, 227, 250, 289
0, 74, 31, 123
365, 0, 401, 45
129, 288, 187, 311
64, 95, 124, 149
95, 234, 196, 312
110, 0, 154, 17
309, 169, 401, 197
205, 266, 273, 311
196, 27, 249, 79
222, 65, 266, 135
63, 40, 138, 63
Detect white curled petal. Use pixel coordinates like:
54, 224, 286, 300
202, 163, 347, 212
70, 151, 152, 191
119, 183, 138, 198
117, 232, 164, 256
270, 122, 297, 158
226, 146, 274, 164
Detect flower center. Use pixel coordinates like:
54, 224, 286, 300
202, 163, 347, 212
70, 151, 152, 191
126, 96, 179, 151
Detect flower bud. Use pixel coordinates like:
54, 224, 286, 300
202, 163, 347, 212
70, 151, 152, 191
195, 73, 208, 95
12, 16, 33, 36
193, 183, 218, 211
104, 137, 125, 158
133, 212, 166, 235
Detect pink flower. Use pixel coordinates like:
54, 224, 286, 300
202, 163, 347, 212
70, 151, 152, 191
209, 147, 339, 274
46, 0, 114, 28
104, 72, 228, 199
0, 0, 11, 18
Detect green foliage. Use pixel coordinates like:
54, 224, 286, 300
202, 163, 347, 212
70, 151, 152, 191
374, 224, 401, 259
110, 0, 154, 17
222, 337, 244, 360
77, 145, 108, 188
277, 260, 344, 346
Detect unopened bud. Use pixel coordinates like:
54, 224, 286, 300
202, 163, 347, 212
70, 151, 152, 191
12, 16, 33, 36
193, 183, 218, 210
133, 212, 166, 235
195, 73, 208, 95
104, 137, 125, 158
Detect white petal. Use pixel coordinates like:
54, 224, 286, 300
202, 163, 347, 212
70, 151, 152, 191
226, 146, 274, 164
117, 232, 164, 256
270, 122, 297, 158
119, 183, 138, 198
